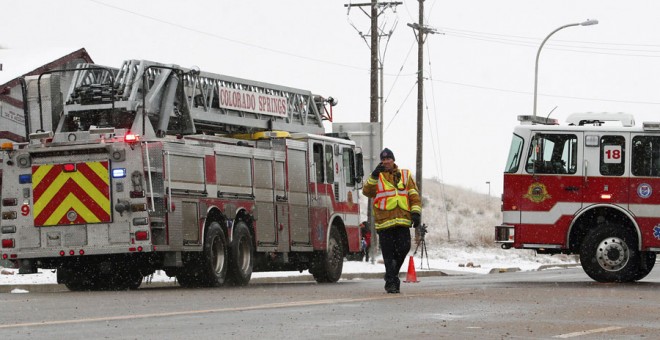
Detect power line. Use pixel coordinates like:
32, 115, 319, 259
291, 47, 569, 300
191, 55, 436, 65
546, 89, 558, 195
85, 0, 660, 107
429, 78, 660, 105
87, 0, 366, 71
441, 26, 660, 49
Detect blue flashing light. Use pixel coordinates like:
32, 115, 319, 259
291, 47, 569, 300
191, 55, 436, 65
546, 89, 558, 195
112, 168, 127, 178
19, 174, 32, 184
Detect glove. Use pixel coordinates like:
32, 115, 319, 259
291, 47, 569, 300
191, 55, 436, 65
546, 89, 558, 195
371, 163, 385, 178
411, 213, 421, 229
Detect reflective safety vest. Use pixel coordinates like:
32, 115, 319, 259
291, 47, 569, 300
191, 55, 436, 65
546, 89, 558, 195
374, 169, 411, 211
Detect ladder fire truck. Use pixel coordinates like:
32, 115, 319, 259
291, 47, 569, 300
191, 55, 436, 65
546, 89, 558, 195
0, 59, 365, 290
495, 113, 660, 282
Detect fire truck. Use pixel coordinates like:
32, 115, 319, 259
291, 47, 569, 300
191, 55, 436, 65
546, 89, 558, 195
0, 60, 365, 290
495, 112, 660, 282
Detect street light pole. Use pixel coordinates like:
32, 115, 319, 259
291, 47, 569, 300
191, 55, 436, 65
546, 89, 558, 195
486, 181, 491, 197
533, 19, 598, 118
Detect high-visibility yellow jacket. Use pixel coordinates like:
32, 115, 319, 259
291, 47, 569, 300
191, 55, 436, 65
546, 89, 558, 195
362, 164, 421, 230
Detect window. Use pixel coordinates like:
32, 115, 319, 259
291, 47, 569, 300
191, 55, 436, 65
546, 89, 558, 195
325, 145, 334, 183
600, 135, 625, 176
313, 143, 324, 183
504, 134, 524, 173
632, 136, 660, 177
342, 148, 356, 186
525, 134, 578, 174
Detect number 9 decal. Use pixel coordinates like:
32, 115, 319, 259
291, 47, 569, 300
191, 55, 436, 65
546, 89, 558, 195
21, 204, 30, 216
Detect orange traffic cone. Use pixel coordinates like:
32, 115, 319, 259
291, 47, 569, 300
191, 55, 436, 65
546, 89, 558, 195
403, 256, 419, 283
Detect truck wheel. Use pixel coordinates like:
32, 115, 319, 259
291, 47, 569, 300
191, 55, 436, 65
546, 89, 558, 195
580, 225, 640, 282
226, 221, 254, 286
123, 271, 144, 290
312, 226, 344, 283
201, 222, 229, 287
633, 251, 656, 281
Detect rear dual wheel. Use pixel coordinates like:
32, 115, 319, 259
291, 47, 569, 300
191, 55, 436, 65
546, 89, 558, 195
226, 221, 254, 286
202, 222, 229, 287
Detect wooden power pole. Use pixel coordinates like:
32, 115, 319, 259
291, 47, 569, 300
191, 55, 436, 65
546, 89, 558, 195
407, 0, 437, 197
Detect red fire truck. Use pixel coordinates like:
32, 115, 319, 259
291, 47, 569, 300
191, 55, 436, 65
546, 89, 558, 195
495, 113, 660, 282
0, 60, 364, 290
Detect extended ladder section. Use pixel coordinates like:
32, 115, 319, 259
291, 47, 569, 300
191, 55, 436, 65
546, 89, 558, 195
59, 60, 333, 137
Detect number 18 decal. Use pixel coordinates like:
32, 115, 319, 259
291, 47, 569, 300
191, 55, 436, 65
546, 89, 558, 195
603, 145, 622, 164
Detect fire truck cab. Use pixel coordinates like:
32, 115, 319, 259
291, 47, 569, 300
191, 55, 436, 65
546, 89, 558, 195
496, 112, 660, 282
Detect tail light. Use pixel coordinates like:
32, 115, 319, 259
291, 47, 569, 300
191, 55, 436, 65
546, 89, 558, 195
1, 239, 15, 248
135, 231, 149, 241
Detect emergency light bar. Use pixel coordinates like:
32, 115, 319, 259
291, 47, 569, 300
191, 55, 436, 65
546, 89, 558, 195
643, 122, 660, 131
517, 115, 559, 125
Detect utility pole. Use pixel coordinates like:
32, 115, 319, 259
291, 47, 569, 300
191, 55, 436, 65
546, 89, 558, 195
345, 1, 401, 264
407, 0, 437, 197
344, 1, 401, 124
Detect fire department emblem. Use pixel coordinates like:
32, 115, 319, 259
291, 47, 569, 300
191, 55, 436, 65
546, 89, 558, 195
637, 183, 652, 199
653, 225, 660, 240
523, 182, 551, 203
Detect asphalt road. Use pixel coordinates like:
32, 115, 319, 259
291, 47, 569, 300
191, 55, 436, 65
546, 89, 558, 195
2, 267, 659, 339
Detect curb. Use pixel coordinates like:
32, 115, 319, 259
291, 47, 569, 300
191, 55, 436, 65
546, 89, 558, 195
488, 263, 581, 274
0, 270, 449, 293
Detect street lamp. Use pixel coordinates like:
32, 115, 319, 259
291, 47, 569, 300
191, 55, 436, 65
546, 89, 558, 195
533, 19, 598, 118
486, 181, 491, 197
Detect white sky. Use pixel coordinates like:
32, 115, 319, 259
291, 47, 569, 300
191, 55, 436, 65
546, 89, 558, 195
3, 0, 660, 197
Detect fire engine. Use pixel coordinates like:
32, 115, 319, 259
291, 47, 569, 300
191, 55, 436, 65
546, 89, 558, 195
0, 59, 365, 290
495, 112, 660, 282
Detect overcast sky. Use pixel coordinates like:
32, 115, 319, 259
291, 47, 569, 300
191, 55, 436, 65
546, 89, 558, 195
3, 0, 660, 197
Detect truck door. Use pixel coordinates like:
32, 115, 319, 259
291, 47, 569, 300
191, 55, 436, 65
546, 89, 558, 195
286, 145, 311, 248
628, 134, 660, 248
254, 157, 277, 246
309, 141, 331, 247
583, 134, 628, 209
519, 132, 583, 245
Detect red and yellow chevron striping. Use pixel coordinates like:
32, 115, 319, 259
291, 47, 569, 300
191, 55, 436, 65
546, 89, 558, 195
32, 161, 111, 226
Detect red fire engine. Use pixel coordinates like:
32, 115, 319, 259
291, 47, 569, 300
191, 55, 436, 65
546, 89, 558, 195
0, 60, 364, 290
495, 113, 660, 282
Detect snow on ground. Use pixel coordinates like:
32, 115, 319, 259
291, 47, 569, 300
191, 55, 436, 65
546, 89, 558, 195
0, 244, 578, 286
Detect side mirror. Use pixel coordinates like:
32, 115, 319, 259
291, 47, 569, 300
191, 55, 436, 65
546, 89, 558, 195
355, 152, 364, 182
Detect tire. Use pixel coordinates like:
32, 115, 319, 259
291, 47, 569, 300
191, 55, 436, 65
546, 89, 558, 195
123, 271, 144, 290
311, 226, 344, 283
226, 221, 254, 286
580, 225, 640, 283
201, 222, 229, 287
633, 251, 656, 281
58, 266, 102, 291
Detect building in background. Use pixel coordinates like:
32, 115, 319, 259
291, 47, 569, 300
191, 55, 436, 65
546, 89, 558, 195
0, 48, 93, 143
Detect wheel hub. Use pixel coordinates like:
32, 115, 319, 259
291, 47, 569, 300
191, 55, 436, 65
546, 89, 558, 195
596, 237, 629, 271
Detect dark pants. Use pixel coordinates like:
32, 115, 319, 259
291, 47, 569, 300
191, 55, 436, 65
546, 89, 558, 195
378, 226, 411, 289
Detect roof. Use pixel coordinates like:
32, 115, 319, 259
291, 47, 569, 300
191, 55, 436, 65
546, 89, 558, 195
0, 47, 93, 86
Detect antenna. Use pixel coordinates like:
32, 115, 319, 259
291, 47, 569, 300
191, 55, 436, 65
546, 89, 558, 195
546, 106, 558, 120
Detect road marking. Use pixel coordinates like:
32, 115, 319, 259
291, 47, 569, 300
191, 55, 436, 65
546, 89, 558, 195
554, 326, 623, 338
0, 291, 466, 329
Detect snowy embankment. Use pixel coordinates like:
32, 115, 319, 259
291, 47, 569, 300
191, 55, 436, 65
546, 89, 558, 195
0, 179, 579, 287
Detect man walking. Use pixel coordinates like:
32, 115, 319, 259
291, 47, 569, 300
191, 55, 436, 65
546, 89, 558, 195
362, 148, 422, 293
